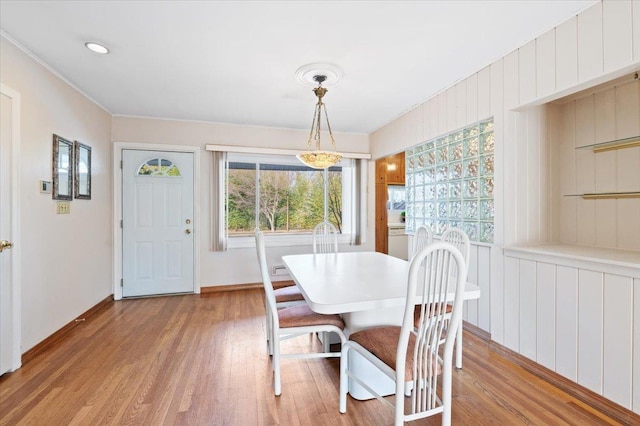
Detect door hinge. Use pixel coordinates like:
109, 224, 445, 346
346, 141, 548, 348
120, 160, 123, 169
120, 220, 123, 228
120, 278, 123, 287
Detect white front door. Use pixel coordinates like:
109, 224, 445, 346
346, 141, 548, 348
122, 150, 195, 297
0, 89, 17, 374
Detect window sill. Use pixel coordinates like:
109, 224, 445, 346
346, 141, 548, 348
227, 233, 353, 249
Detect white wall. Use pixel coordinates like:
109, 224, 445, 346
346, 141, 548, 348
0, 36, 113, 352
111, 116, 374, 287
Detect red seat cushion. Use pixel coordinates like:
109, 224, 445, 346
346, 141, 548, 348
274, 285, 305, 303
350, 326, 441, 380
278, 304, 345, 330
413, 303, 452, 327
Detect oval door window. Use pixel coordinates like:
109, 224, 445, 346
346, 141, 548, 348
136, 158, 181, 177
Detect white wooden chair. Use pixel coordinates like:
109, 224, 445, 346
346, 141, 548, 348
312, 221, 339, 351
411, 224, 433, 260
313, 221, 339, 254
440, 227, 470, 369
254, 228, 306, 356
255, 230, 347, 396
339, 242, 466, 425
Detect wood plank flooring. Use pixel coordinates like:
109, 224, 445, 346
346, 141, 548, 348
0, 289, 627, 425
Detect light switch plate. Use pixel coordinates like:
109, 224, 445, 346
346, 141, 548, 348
56, 201, 70, 214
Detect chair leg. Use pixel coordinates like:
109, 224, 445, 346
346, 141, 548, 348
339, 345, 349, 413
273, 333, 281, 396
455, 325, 463, 369
322, 332, 330, 353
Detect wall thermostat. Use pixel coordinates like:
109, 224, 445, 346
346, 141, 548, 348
39, 180, 52, 193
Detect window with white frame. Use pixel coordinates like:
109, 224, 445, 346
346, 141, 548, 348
219, 152, 359, 248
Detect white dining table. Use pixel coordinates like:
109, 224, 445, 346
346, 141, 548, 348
282, 251, 481, 400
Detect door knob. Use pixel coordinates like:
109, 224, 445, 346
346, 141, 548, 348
185, 229, 191, 235
0, 240, 14, 253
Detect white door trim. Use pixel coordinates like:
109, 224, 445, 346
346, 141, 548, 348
113, 142, 201, 300
1, 83, 22, 371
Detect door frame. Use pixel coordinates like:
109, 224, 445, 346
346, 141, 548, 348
1, 84, 22, 371
113, 142, 201, 300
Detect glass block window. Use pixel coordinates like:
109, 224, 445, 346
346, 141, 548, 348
405, 118, 494, 243
137, 158, 181, 176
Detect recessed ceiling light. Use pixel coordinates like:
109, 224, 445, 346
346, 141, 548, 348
84, 42, 109, 54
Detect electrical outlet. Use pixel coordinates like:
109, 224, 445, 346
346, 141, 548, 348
56, 201, 71, 214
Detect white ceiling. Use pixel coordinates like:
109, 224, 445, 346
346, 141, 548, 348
0, 1, 597, 134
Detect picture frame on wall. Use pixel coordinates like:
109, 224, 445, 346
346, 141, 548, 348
74, 141, 91, 200
52, 134, 73, 200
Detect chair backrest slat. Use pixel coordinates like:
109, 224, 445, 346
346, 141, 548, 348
313, 221, 339, 254
411, 225, 433, 260
441, 227, 470, 276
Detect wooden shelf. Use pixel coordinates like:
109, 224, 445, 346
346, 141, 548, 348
564, 192, 640, 200
576, 135, 640, 153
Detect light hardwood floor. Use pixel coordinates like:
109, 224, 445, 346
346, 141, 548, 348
0, 289, 628, 425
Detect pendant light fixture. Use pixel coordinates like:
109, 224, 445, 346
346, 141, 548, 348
297, 75, 342, 169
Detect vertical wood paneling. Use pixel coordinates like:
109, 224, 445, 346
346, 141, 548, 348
634, 277, 640, 414
559, 103, 577, 195
618, 199, 640, 251
519, 40, 537, 104
446, 87, 456, 132
578, 269, 604, 394
466, 74, 478, 124
556, 266, 578, 381
595, 199, 617, 248
490, 246, 504, 343
429, 98, 438, 140
489, 60, 505, 344
504, 51, 520, 110
549, 104, 562, 241
594, 89, 617, 193
504, 256, 520, 351
477, 66, 491, 120
615, 82, 640, 193
576, 198, 597, 246
516, 113, 528, 243
466, 245, 479, 325
575, 96, 596, 194
421, 101, 431, 142
559, 102, 578, 243
577, 2, 604, 82
416, 104, 425, 144
556, 16, 579, 90
560, 197, 577, 244
603, 0, 633, 72
634, 0, 640, 61
519, 259, 537, 360
456, 81, 466, 129
536, 29, 556, 97
536, 262, 556, 370
503, 114, 517, 246
437, 93, 447, 136
477, 246, 491, 331
527, 107, 542, 242
603, 273, 633, 408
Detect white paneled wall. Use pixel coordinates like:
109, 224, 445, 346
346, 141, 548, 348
555, 80, 640, 251
370, 0, 640, 412
504, 249, 640, 412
